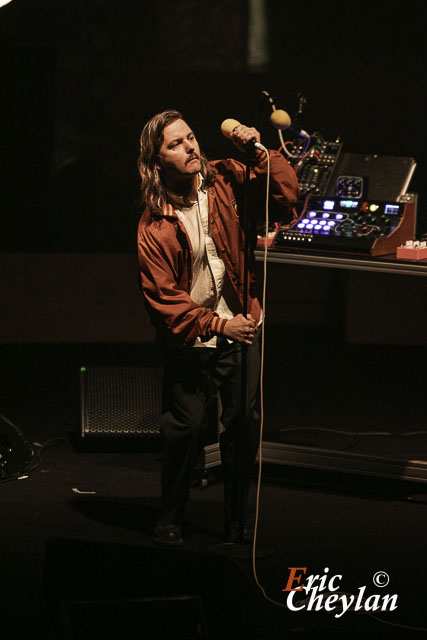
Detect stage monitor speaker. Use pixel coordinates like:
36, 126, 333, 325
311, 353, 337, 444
326, 152, 416, 201
43, 537, 262, 640
0, 414, 33, 480
56, 596, 208, 640
79, 366, 162, 439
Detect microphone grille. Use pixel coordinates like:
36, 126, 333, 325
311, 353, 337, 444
221, 118, 241, 138
270, 109, 291, 130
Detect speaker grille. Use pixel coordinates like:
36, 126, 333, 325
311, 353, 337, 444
80, 366, 162, 437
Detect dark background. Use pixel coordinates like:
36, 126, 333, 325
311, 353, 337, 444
1, 6, 427, 639
1, 1, 427, 436
1, 0, 425, 254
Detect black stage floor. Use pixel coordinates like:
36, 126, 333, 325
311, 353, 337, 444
1, 343, 427, 639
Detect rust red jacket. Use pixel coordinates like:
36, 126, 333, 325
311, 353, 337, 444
137, 150, 299, 346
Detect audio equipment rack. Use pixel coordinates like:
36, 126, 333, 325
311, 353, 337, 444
287, 136, 343, 200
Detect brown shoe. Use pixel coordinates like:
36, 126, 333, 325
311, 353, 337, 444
225, 521, 253, 544
153, 522, 183, 546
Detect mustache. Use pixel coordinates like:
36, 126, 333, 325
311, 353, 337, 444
186, 154, 200, 165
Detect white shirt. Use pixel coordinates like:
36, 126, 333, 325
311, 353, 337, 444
175, 180, 240, 347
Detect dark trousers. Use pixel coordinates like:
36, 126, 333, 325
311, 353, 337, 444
159, 331, 261, 526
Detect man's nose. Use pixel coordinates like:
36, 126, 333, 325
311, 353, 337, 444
184, 139, 194, 152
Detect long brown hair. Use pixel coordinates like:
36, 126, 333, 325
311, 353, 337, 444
137, 109, 215, 220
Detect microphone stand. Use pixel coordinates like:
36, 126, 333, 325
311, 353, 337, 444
210, 151, 274, 560
235, 159, 250, 547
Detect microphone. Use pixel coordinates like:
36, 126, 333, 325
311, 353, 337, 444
270, 109, 310, 139
221, 118, 265, 152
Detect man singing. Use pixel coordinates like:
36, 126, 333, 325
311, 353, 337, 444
137, 109, 299, 545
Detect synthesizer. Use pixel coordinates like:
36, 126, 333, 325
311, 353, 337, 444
274, 195, 417, 257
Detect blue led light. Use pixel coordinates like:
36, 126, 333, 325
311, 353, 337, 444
322, 213, 330, 219
297, 223, 305, 229
308, 211, 317, 218
335, 213, 344, 220
339, 199, 358, 208
306, 224, 314, 229
323, 200, 335, 210
302, 218, 310, 224
314, 224, 322, 230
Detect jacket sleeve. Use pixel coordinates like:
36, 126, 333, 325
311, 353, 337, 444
254, 149, 300, 220
138, 222, 228, 345
214, 150, 300, 222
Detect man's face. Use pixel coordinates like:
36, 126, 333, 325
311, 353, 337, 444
157, 119, 201, 183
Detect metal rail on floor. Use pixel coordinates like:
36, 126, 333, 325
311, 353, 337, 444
203, 441, 427, 483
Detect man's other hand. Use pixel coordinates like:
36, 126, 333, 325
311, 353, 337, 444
223, 313, 257, 344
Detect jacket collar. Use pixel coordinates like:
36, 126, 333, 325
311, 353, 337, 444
152, 202, 179, 220
157, 173, 207, 218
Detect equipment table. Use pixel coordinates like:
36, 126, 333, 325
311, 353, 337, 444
254, 247, 427, 484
